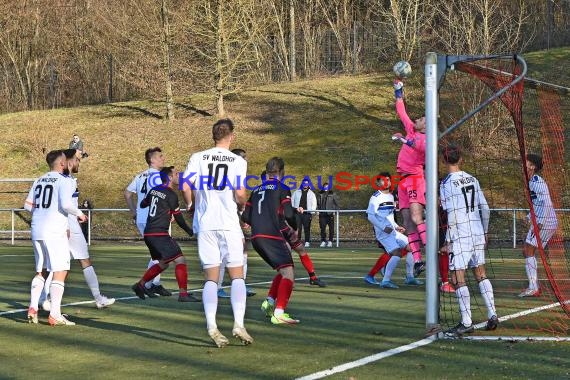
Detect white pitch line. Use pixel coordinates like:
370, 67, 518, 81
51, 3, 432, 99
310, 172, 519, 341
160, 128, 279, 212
295, 336, 436, 380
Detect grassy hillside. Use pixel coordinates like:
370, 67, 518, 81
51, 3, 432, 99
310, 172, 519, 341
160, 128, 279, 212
1, 47, 569, 210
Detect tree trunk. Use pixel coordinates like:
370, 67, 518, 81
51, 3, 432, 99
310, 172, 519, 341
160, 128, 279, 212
216, 0, 225, 118
161, 0, 175, 120
289, 0, 296, 81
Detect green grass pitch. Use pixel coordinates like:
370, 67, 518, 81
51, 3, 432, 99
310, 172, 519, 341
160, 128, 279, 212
0, 244, 568, 379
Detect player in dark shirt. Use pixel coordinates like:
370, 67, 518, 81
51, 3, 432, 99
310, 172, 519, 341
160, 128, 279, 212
131, 166, 198, 302
242, 157, 300, 325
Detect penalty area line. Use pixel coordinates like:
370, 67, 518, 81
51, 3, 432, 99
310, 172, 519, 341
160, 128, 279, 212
295, 336, 436, 380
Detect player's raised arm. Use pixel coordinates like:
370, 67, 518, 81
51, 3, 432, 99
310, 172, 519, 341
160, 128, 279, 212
394, 80, 415, 136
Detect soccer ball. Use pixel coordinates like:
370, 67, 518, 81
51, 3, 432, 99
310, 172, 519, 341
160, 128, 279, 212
393, 60, 412, 78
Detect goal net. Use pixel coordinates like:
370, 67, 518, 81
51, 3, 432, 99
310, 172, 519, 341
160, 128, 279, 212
433, 54, 570, 338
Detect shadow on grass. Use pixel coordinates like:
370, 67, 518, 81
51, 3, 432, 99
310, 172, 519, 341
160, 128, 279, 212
173, 102, 213, 117
108, 104, 163, 119
2, 308, 210, 348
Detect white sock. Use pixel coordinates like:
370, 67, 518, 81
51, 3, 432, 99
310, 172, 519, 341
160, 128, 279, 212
274, 308, 284, 317
202, 281, 218, 331
49, 280, 65, 319
83, 266, 101, 300
217, 260, 226, 290
243, 253, 248, 279
405, 253, 414, 278
478, 279, 496, 319
525, 256, 538, 290
456, 285, 472, 326
42, 271, 54, 300
30, 276, 45, 310
149, 259, 161, 286
382, 256, 401, 282
230, 278, 247, 327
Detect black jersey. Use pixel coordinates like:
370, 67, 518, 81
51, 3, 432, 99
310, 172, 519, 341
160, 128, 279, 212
141, 186, 192, 236
242, 180, 297, 239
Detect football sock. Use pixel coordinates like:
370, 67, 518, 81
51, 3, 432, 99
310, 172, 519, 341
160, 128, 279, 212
299, 253, 316, 278
478, 278, 496, 319
408, 232, 422, 262
175, 263, 188, 295
438, 253, 450, 284
217, 260, 226, 290
230, 278, 247, 327
203, 280, 218, 331
525, 256, 539, 290
417, 222, 427, 245
456, 285, 472, 326
147, 259, 161, 287
405, 251, 414, 277
30, 275, 45, 310
82, 265, 101, 299
382, 255, 401, 282
42, 271, 54, 299
268, 273, 282, 300
141, 263, 164, 284
276, 278, 294, 312
368, 254, 390, 276
49, 280, 65, 319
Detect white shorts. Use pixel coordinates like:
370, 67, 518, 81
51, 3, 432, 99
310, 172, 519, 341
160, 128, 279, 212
449, 235, 486, 271
525, 225, 557, 248
197, 230, 244, 269
33, 238, 71, 272
69, 232, 89, 260
376, 230, 408, 253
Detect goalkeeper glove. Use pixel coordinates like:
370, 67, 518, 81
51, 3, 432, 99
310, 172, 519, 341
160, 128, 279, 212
394, 79, 404, 99
391, 132, 414, 147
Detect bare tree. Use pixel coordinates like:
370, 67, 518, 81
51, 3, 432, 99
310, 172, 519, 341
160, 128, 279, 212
161, 0, 175, 120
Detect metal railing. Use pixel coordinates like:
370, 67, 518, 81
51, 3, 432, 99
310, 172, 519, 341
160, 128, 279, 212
1, 207, 568, 247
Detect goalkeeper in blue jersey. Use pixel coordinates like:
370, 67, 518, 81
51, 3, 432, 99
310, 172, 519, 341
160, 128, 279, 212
519, 154, 558, 298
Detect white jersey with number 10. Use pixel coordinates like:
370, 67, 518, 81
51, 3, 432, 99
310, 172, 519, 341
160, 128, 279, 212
183, 147, 247, 233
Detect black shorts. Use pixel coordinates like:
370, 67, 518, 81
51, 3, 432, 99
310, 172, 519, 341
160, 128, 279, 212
281, 226, 303, 250
144, 234, 182, 262
252, 237, 294, 270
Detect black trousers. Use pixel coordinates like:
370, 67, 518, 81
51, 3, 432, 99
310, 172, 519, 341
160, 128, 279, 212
319, 213, 334, 241
296, 213, 313, 243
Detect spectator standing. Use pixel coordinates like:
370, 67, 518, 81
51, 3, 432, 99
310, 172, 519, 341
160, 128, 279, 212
292, 179, 317, 247
317, 182, 339, 248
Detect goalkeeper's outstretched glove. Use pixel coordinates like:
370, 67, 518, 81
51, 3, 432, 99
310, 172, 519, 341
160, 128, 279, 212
394, 79, 404, 99
391, 132, 414, 147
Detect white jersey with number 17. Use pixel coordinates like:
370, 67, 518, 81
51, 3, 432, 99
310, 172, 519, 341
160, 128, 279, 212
440, 170, 489, 244
183, 147, 247, 233
25, 172, 74, 240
